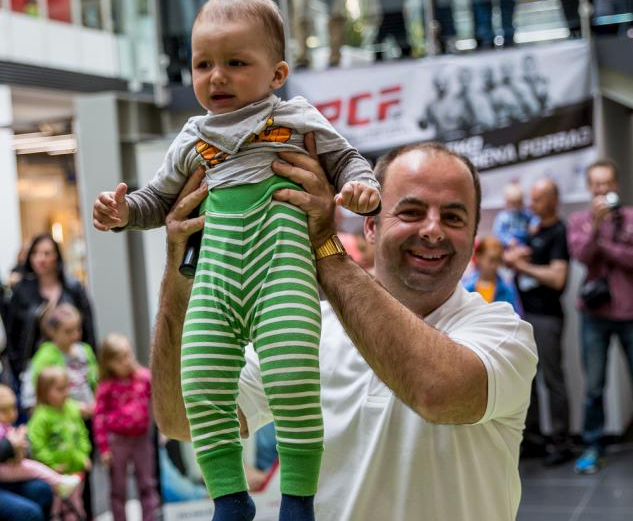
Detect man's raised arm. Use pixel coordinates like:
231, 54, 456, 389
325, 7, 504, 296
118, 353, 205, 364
272, 142, 487, 425
151, 168, 207, 441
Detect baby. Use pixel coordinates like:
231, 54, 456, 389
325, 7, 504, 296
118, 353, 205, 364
492, 181, 534, 248
0, 384, 81, 499
92, 1, 380, 520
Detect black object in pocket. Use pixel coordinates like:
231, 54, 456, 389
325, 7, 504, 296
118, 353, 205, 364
580, 277, 610, 309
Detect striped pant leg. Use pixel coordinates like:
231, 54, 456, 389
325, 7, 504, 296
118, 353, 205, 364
243, 200, 324, 497
180, 211, 250, 499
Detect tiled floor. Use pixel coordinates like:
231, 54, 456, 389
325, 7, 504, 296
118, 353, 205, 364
518, 443, 633, 521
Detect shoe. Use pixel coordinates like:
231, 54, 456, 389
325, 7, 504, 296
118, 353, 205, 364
574, 448, 603, 474
55, 474, 81, 498
543, 444, 573, 466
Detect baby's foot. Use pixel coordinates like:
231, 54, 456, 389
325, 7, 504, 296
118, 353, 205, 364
212, 491, 256, 521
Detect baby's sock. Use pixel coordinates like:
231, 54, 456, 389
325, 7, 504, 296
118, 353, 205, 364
279, 494, 315, 521
212, 491, 255, 521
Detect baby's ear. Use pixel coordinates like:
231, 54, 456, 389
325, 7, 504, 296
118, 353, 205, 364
271, 61, 289, 90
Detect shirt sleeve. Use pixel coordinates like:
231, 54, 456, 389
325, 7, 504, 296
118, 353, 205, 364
93, 382, 111, 455
290, 99, 379, 195
550, 223, 570, 261
237, 345, 274, 435
448, 302, 538, 427
27, 410, 57, 468
124, 119, 202, 230
567, 211, 600, 264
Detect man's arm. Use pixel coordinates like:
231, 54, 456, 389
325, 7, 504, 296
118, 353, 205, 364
150, 167, 207, 441
272, 140, 487, 425
514, 259, 568, 291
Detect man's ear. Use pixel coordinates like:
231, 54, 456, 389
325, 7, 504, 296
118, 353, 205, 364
271, 61, 289, 90
364, 216, 377, 245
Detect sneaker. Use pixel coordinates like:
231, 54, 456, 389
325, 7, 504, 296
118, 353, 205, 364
55, 474, 81, 498
574, 448, 603, 474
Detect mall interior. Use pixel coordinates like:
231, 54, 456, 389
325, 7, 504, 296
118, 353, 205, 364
1, 0, 633, 520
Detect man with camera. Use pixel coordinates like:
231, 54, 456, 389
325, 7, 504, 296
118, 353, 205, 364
568, 159, 633, 474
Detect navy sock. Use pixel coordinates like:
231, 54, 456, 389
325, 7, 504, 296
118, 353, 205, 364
212, 491, 256, 521
279, 494, 315, 521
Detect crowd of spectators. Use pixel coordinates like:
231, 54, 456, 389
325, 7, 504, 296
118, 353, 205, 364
459, 159, 633, 474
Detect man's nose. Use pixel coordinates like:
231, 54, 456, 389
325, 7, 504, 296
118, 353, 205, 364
418, 212, 445, 243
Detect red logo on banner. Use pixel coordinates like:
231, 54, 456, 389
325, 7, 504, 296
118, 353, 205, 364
315, 85, 402, 126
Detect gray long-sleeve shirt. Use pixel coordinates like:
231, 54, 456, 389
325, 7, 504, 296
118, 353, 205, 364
124, 94, 378, 230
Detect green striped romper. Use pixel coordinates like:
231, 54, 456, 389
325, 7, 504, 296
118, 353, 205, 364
181, 174, 324, 499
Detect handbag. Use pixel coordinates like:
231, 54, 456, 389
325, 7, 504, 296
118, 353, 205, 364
580, 277, 610, 309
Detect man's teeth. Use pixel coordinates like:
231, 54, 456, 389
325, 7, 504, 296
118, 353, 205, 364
413, 252, 444, 260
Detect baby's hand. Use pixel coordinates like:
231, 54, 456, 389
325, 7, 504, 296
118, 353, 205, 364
93, 183, 130, 231
334, 182, 381, 215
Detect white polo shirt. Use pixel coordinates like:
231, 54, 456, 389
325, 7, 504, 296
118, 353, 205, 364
238, 284, 537, 521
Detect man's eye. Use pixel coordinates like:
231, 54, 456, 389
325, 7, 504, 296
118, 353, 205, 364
399, 210, 420, 220
444, 214, 465, 225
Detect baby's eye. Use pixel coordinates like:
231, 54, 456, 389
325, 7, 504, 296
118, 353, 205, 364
228, 60, 246, 67
195, 61, 211, 70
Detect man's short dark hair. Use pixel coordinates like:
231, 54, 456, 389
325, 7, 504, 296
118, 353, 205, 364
374, 142, 482, 232
586, 158, 618, 182
195, 0, 285, 62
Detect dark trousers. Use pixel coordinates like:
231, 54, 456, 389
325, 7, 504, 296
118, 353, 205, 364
109, 432, 160, 521
580, 313, 633, 449
473, 0, 516, 44
524, 313, 570, 441
0, 479, 53, 521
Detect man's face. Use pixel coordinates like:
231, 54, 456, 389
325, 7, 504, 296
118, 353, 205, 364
587, 166, 618, 198
529, 182, 556, 219
191, 18, 287, 115
365, 150, 476, 310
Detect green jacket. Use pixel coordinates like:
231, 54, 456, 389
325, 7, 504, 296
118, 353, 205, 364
27, 400, 91, 473
31, 341, 98, 391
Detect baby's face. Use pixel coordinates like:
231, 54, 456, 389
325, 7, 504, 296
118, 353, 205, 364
0, 389, 18, 425
191, 17, 288, 115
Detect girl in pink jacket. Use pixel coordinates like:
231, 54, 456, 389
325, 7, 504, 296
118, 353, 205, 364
93, 333, 159, 521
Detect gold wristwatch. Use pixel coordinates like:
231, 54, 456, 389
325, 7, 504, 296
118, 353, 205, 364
315, 235, 347, 260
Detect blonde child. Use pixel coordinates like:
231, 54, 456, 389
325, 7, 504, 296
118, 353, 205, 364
92, 1, 382, 519
0, 384, 81, 498
30, 302, 98, 519
28, 367, 91, 519
93, 333, 159, 521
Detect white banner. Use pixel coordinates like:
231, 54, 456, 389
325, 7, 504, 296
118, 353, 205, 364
286, 40, 596, 207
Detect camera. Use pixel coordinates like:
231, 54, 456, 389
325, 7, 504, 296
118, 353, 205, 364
604, 192, 620, 210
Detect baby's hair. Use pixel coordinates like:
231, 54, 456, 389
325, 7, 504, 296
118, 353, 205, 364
42, 303, 82, 337
98, 332, 135, 380
36, 366, 69, 405
475, 236, 504, 257
195, 0, 285, 62
504, 182, 523, 202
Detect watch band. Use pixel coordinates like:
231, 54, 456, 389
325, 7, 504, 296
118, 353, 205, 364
315, 235, 347, 260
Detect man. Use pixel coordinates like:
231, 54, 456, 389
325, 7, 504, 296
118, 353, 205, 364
152, 140, 537, 520
504, 178, 571, 465
568, 159, 633, 474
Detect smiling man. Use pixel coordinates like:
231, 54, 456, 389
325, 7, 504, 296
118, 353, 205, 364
152, 141, 537, 520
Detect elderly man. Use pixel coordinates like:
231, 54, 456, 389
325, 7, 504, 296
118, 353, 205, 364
152, 139, 537, 520
568, 159, 633, 474
505, 178, 570, 466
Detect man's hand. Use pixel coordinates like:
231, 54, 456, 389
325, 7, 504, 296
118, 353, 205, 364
93, 183, 130, 231
5, 426, 28, 462
164, 166, 207, 268
591, 196, 612, 227
335, 182, 381, 215
272, 132, 337, 248
504, 245, 532, 270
